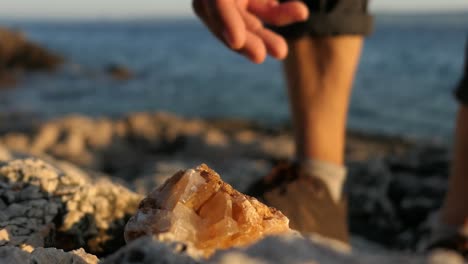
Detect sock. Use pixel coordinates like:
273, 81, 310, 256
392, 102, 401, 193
299, 159, 347, 203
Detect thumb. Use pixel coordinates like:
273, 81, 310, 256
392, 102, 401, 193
248, 0, 309, 26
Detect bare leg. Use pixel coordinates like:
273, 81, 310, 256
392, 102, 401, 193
284, 36, 363, 166
441, 105, 468, 227
256, 35, 363, 241
249, 34, 366, 243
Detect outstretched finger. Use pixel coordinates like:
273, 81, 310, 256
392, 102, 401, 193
239, 6, 263, 33
248, 0, 309, 26
211, 0, 248, 49
239, 31, 267, 63
240, 4, 288, 60
257, 28, 288, 59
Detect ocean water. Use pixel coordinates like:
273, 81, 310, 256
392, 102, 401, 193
1, 14, 467, 141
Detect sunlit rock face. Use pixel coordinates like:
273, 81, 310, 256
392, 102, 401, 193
124, 164, 290, 257
0, 158, 142, 256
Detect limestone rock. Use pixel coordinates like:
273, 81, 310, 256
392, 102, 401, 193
31, 248, 99, 264
0, 27, 62, 87
210, 234, 356, 264
0, 246, 31, 264
0, 28, 62, 71
0, 158, 142, 255
0, 246, 99, 264
103, 233, 466, 264
0, 159, 63, 250
125, 164, 290, 257
106, 64, 134, 80
0, 112, 453, 252
210, 234, 466, 264
101, 237, 198, 264
0, 143, 13, 161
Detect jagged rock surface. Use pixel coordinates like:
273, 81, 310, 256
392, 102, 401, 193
30, 248, 99, 264
125, 164, 290, 258
0, 27, 62, 87
346, 145, 451, 249
0, 158, 142, 256
210, 234, 466, 264
101, 234, 466, 264
101, 237, 198, 264
106, 64, 134, 80
0, 112, 410, 194
0, 246, 99, 264
0, 112, 457, 257
0, 113, 277, 190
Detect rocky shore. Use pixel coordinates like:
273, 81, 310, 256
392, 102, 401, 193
0, 112, 462, 263
0, 27, 62, 87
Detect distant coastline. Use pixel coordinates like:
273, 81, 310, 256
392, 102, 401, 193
0, 10, 467, 24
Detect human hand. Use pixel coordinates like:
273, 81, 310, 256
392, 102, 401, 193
193, 0, 309, 63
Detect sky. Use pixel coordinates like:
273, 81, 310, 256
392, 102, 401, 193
0, 0, 467, 19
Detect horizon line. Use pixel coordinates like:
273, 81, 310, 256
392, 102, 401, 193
1, 10, 468, 22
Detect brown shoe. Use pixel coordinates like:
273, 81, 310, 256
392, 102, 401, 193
247, 161, 349, 243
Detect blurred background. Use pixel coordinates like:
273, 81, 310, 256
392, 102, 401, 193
0, 1, 467, 141
1, 0, 468, 250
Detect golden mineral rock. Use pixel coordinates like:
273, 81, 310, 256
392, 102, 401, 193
124, 164, 290, 257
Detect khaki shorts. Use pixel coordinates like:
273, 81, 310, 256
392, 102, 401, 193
271, 0, 374, 38
272, 0, 468, 106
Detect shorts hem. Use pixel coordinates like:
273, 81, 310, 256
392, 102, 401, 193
271, 13, 374, 39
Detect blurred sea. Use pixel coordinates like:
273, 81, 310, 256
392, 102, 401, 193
1, 13, 467, 142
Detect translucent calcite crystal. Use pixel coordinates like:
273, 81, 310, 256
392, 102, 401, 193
124, 164, 290, 257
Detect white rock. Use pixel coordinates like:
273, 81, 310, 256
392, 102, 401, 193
0, 158, 142, 255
